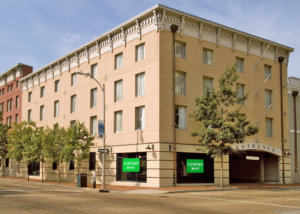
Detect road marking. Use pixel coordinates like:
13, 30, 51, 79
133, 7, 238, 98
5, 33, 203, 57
4, 193, 80, 197
194, 196, 300, 209
195, 192, 300, 201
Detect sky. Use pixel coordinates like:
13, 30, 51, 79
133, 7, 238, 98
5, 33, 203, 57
0, 0, 299, 78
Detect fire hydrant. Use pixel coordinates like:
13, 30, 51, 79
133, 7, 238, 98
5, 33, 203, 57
92, 171, 96, 189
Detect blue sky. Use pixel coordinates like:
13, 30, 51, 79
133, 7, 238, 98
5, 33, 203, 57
0, 0, 299, 78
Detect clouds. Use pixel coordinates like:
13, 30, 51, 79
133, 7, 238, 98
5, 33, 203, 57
0, 0, 299, 77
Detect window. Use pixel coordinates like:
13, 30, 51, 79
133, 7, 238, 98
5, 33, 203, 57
236, 57, 244, 73
71, 73, 77, 86
28, 109, 32, 122
90, 88, 97, 108
175, 41, 186, 58
7, 99, 13, 112
5, 158, 9, 167
266, 118, 273, 138
265, 89, 272, 109
89, 152, 96, 171
16, 96, 19, 109
54, 80, 59, 92
40, 105, 44, 121
175, 106, 186, 129
136, 43, 145, 61
114, 80, 123, 102
69, 160, 75, 170
203, 49, 213, 65
53, 123, 59, 129
6, 116, 12, 126
264, 65, 271, 79
54, 100, 59, 117
236, 84, 245, 104
90, 116, 97, 136
116, 153, 147, 182
114, 111, 122, 133
115, 53, 123, 69
136, 72, 145, 97
16, 80, 19, 88
0, 102, 3, 112
70, 95, 76, 113
28, 92, 32, 102
203, 77, 213, 96
135, 106, 145, 130
40, 86, 45, 98
7, 84, 13, 92
175, 71, 186, 95
70, 120, 76, 127
15, 114, 18, 123
0, 88, 4, 95
91, 64, 98, 78
52, 162, 58, 170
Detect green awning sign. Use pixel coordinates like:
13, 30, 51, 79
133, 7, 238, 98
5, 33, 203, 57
123, 158, 140, 172
186, 159, 204, 173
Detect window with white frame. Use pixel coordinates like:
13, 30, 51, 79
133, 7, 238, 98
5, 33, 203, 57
236, 57, 244, 73
175, 106, 186, 129
114, 80, 123, 102
266, 118, 273, 138
236, 84, 245, 104
54, 100, 59, 117
264, 65, 271, 80
203, 49, 213, 65
136, 72, 145, 97
90, 88, 97, 108
71, 95, 76, 113
115, 53, 123, 69
136, 43, 145, 61
203, 77, 213, 96
175, 41, 186, 58
265, 89, 272, 109
90, 116, 97, 136
40, 105, 44, 121
175, 71, 186, 95
71, 73, 77, 86
91, 64, 98, 78
114, 111, 122, 133
135, 106, 145, 130
54, 80, 59, 92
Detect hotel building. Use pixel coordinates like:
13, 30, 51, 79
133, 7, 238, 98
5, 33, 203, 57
18, 5, 293, 187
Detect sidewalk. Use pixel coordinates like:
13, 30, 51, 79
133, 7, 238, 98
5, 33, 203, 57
2, 176, 300, 194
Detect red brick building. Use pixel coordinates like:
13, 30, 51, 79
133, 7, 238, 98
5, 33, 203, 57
0, 63, 32, 124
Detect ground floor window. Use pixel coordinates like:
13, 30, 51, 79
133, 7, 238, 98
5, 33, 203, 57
117, 152, 147, 182
5, 158, 9, 168
28, 161, 40, 176
177, 152, 214, 183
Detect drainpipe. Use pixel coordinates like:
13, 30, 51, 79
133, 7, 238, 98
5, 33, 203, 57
171, 24, 178, 187
292, 91, 299, 175
278, 56, 285, 184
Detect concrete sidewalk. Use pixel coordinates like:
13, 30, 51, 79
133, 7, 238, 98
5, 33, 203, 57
2, 176, 300, 194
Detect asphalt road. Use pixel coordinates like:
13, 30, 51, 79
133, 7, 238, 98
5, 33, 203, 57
1, 179, 300, 214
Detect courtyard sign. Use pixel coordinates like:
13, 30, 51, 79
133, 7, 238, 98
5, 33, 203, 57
186, 159, 204, 173
123, 158, 140, 172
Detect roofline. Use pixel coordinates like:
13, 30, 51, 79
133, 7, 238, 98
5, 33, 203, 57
1, 63, 32, 79
21, 4, 294, 81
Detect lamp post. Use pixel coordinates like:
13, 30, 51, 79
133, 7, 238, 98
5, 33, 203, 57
74, 71, 107, 191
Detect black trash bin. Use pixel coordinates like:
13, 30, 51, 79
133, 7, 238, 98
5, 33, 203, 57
77, 173, 87, 187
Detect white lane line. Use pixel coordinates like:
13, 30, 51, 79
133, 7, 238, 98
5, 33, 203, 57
195, 192, 300, 201
194, 196, 300, 209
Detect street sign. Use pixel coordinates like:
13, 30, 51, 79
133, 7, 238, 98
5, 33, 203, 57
122, 158, 140, 172
98, 120, 104, 138
98, 149, 109, 153
186, 159, 204, 173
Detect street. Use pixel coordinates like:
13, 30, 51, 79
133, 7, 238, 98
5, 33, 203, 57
1, 179, 300, 214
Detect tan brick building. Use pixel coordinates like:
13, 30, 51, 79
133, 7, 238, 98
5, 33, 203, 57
18, 4, 293, 187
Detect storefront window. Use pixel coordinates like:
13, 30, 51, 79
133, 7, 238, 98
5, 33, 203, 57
117, 152, 147, 182
177, 152, 214, 183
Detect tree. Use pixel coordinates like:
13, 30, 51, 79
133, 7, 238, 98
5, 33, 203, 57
61, 122, 94, 174
190, 66, 258, 188
0, 112, 10, 178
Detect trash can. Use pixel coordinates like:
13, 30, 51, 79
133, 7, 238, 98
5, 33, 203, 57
77, 173, 87, 187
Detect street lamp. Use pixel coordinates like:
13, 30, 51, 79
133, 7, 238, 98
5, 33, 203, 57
74, 71, 107, 192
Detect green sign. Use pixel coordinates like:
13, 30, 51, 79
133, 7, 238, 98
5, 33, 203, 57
123, 158, 140, 172
186, 159, 204, 173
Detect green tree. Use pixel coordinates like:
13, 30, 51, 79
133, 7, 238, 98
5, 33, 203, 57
190, 66, 258, 188
0, 112, 10, 178
62, 122, 94, 174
